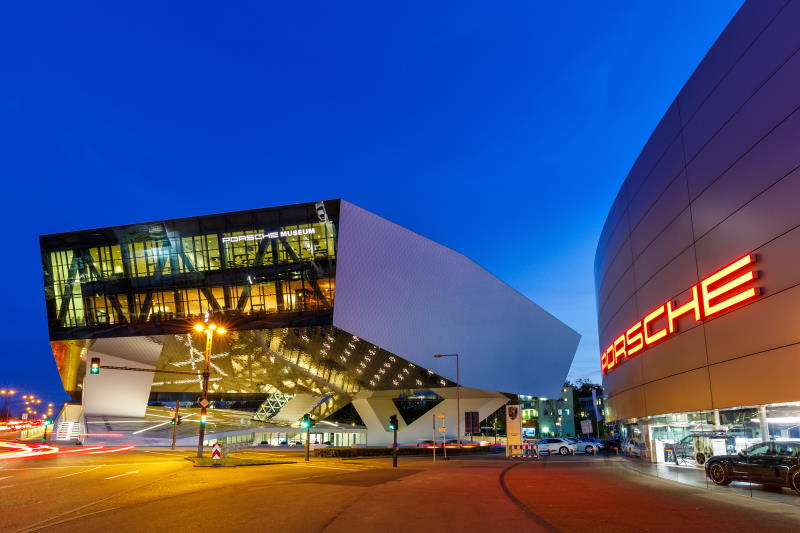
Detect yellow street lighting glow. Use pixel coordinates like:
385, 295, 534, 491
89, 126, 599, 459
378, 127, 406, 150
217, 327, 226, 334
207, 324, 217, 330
193, 323, 205, 332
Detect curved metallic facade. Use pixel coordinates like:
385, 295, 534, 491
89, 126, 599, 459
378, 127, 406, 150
595, 0, 800, 422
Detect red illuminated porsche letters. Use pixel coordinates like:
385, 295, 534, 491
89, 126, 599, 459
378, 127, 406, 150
601, 254, 759, 375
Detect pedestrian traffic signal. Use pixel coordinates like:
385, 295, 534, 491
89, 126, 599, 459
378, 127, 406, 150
389, 414, 398, 431
300, 414, 313, 429
89, 358, 101, 374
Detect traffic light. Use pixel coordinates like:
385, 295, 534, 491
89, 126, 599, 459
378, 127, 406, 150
200, 414, 207, 425
389, 414, 398, 431
300, 414, 313, 429
89, 357, 101, 375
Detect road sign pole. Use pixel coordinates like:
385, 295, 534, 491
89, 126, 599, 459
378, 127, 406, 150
432, 414, 436, 463
172, 400, 179, 450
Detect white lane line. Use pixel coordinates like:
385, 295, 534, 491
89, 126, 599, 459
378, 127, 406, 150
143, 450, 185, 456
291, 464, 359, 471
0, 475, 12, 481
0, 484, 15, 490
104, 470, 139, 480
55, 466, 101, 479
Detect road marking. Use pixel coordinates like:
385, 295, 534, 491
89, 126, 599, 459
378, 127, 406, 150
291, 464, 359, 471
55, 466, 101, 479
0, 475, 12, 481
143, 450, 185, 456
19, 506, 120, 532
104, 470, 140, 480
0, 484, 15, 489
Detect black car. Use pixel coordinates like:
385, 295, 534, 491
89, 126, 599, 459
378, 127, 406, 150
705, 441, 800, 493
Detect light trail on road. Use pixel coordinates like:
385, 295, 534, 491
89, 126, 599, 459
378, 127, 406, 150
0, 440, 136, 460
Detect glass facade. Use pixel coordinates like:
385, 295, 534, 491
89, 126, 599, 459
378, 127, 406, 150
617, 402, 800, 465
41, 200, 339, 339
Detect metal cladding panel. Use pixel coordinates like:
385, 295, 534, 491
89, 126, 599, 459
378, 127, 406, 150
333, 200, 580, 397
596, 0, 800, 420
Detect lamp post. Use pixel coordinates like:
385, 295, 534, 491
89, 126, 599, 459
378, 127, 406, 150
434, 353, 461, 448
192, 322, 226, 458
0, 390, 15, 421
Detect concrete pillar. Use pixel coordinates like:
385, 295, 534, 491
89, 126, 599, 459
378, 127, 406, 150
713, 409, 721, 429
758, 405, 770, 441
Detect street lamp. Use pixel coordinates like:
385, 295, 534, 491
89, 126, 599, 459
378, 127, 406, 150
0, 390, 16, 421
434, 353, 461, 447
192, 322, 226, 458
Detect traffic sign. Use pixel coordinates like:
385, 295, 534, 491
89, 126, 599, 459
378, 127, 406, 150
198, 399, 210, 408
438, 426, 446, 433
211, 442, 222, 460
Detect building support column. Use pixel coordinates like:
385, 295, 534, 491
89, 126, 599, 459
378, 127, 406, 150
712, 409, 721, 429
758, 405, 770, 441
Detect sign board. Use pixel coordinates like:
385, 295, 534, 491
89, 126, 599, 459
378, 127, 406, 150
435, 413, 445, 419
198, 399, 210, 408
438, 427, 446, 433
602, 253, 759, 376
21, 413, 28, 420
464, 411, 480, 434
211, 442, 222, 460
580, 419, 593, 435
505, 405, 522, 455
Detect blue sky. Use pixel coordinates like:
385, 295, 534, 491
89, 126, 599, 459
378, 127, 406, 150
0, 1, 742, 403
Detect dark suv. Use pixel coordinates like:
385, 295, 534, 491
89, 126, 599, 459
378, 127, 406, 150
705, 441, 800, 493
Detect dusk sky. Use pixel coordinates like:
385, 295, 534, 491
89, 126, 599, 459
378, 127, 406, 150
1, 1, 742, 405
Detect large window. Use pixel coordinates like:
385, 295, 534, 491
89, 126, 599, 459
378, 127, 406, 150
41, 201, 339, 338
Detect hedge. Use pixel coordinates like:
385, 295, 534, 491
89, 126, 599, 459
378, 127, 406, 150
313, 446, 503, 458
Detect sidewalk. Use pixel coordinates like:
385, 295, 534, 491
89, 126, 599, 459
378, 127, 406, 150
618, 455, 800, 507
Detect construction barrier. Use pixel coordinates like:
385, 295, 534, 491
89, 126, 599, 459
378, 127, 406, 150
508, 444, 539, 459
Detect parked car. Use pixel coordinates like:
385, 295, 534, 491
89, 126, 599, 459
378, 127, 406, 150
706, 441, 800, 493
574, 438, 604, 454
623, 438, 642, 457
674, 432, 736, 465
536, 438, 576, 455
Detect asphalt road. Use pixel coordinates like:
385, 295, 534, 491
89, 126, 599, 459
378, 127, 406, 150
1, 449, 799, 532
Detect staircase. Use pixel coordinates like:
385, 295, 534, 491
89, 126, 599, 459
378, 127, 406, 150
54, 421, 82, 441
53, 403, 85, 441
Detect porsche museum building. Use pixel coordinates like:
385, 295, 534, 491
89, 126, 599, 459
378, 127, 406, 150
596, 0, 800, 465
41, 199, 579, 446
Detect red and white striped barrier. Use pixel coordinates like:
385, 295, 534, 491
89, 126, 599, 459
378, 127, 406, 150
211, 442, 222, 461
507, 444, 539, 458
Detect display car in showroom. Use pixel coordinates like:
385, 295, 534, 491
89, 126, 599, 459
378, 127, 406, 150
705, 441, 800, 493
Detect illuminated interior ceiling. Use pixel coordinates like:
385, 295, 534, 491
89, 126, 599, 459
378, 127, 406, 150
149, 326, 454, 398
